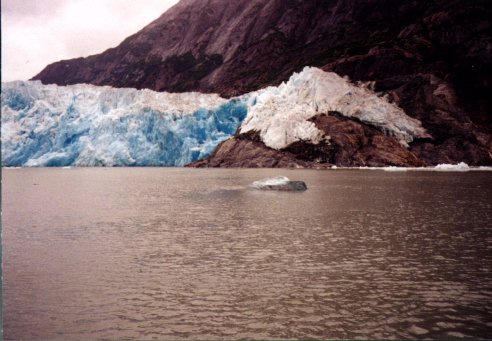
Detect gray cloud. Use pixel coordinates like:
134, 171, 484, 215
1, 0, 66, 18
1, 0, 179, 82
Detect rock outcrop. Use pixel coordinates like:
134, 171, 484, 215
32, 0, 492, 166
188, 113, 426, 168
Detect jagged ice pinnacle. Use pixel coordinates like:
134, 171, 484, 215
240, 67, 430, 150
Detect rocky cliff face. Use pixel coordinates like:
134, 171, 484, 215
188, 114, 426, 169
33, 0, 492, 166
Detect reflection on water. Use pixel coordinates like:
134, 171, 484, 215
2, 168, 492, 340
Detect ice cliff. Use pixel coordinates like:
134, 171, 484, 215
2, 68, 429, 167
1, 82, 247, 166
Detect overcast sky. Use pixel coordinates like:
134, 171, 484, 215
1, 0, 179, 82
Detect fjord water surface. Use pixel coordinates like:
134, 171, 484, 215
2, 168, 492, 340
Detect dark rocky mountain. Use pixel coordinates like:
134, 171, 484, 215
33, 0, 492, 166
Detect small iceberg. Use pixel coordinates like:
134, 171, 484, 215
434, 162, 470, 172
383, 166, 408, 172
249, 176, 307, 191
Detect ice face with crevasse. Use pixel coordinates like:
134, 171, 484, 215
1, 67, 430, 167
1, 81, 247, 166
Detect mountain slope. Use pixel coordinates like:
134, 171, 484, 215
32, 0, 492, 166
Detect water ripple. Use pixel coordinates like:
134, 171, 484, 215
3, 168, 492, 339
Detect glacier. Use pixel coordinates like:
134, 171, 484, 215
240, 67, 430, 150
1, 67, 429, 167
1, 81, 247, 166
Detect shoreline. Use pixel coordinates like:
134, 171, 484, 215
3, 164, 492, 172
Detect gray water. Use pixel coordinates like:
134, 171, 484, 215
2, 168, 492, 340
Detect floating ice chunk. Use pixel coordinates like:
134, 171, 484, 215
434, 162, 470, 171
250, 176, 307, 191
383, 166, 408, 171
251, 176, 290, 187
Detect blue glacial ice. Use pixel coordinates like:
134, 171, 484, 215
1, 67, 430, 167
1, 81, 247, 166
